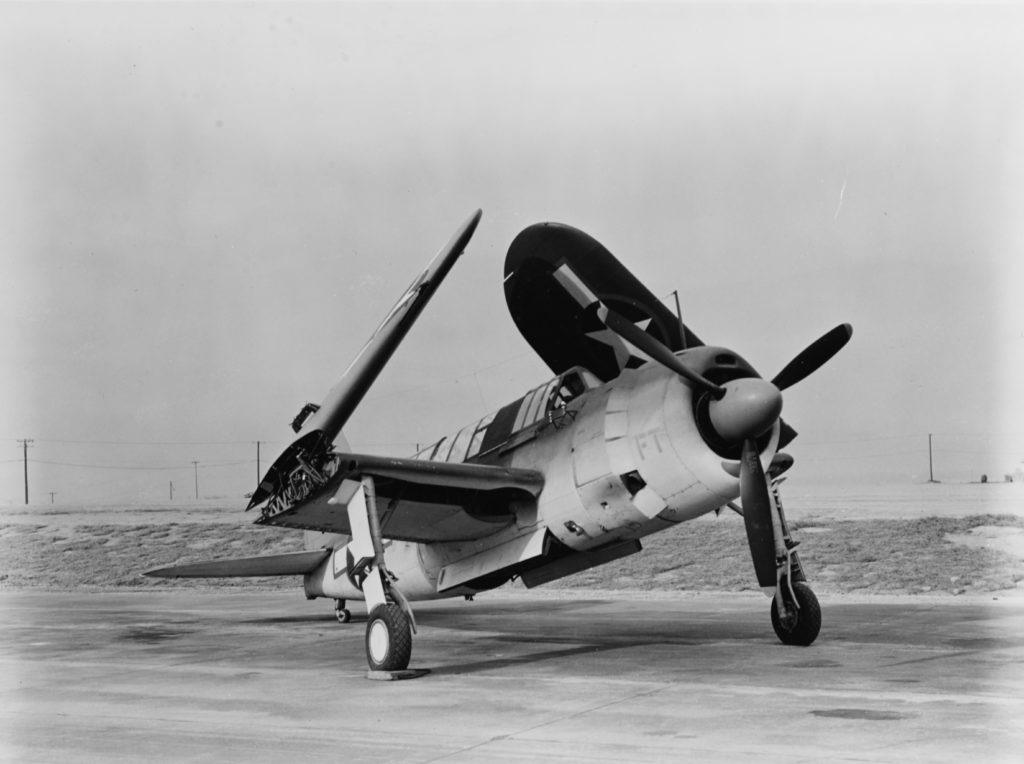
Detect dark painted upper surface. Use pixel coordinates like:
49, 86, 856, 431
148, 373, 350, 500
504, 222, 702, 382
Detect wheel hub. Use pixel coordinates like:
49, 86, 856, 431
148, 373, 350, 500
368, 620, 390, 662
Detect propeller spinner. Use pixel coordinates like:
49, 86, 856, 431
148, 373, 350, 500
706, 377, 783, 442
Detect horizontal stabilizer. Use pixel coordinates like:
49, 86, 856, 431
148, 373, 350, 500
144, 549, 330, 579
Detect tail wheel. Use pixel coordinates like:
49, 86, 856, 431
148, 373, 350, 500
771, 581, 821, 646
365, 604, 412, 671
334, 599, 351, 624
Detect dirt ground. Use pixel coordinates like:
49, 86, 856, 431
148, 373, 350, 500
2, 508, 1022, 597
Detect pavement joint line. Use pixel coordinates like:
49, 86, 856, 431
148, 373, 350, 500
419, 683, 673, 762
882, 649, 982, 668
653, 679, 1024, 707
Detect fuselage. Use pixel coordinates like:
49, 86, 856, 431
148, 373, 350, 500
303, 346, 779, 603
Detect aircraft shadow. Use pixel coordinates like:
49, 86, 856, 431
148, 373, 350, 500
243, 613, 348, 625
242, 597, 610, 627
426, 641, 647, 676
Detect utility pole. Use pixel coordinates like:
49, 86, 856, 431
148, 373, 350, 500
169, 481, 174, 501
927, 433, 938, 483
256, 441, 261, 483
17, 439, 33, 505
192, 460, 199, 500
48, 491, 56, 505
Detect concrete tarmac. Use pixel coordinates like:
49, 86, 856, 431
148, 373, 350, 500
2, 589, 1022, 763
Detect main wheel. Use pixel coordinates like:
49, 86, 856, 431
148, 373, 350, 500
365, 604, 412, 671
771, 581, 821, 646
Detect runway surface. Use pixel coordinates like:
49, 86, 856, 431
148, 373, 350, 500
2, 589, 1022, 762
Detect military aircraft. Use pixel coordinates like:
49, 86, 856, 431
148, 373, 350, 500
148, 209, 853, 676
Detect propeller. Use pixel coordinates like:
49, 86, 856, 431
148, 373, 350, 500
599, 302, 851, 445
596, 303, 852, 588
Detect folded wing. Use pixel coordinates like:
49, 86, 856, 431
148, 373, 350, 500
504, 222, 702, 382
249, 209, 483, 510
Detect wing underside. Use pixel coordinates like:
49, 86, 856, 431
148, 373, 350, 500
254, 452, 544, 543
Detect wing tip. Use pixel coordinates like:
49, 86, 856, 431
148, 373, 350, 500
142, 566, 175, 578
140, 549, 331, 579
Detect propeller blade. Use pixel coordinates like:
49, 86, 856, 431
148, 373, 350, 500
740, 438, 777, 588
771, 323, 853, 391
777, 419, 798, 449
598, 305, 725, 398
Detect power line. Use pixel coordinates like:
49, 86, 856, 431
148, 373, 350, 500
25, 458, 253, 471
796, 431, 1024, 446
6, 438, 285, 447
12, 432, 1020, 449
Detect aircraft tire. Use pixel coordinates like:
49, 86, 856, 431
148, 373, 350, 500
334, 599, 351, 624
770, 581, 821, 646
365, 604, 412, 671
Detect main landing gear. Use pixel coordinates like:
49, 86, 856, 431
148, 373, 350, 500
333, 596, 416, 673
771, 580, 821, 646
331, 476, 423, 678
767, 477, 821, 647
365, 603, 413, 672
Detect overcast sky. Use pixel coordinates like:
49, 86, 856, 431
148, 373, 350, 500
2, 2, 1022, 504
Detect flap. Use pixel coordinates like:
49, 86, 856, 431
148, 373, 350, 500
437, 528, 549, 592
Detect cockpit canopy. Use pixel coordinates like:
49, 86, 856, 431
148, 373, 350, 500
412, 366, 601, 464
